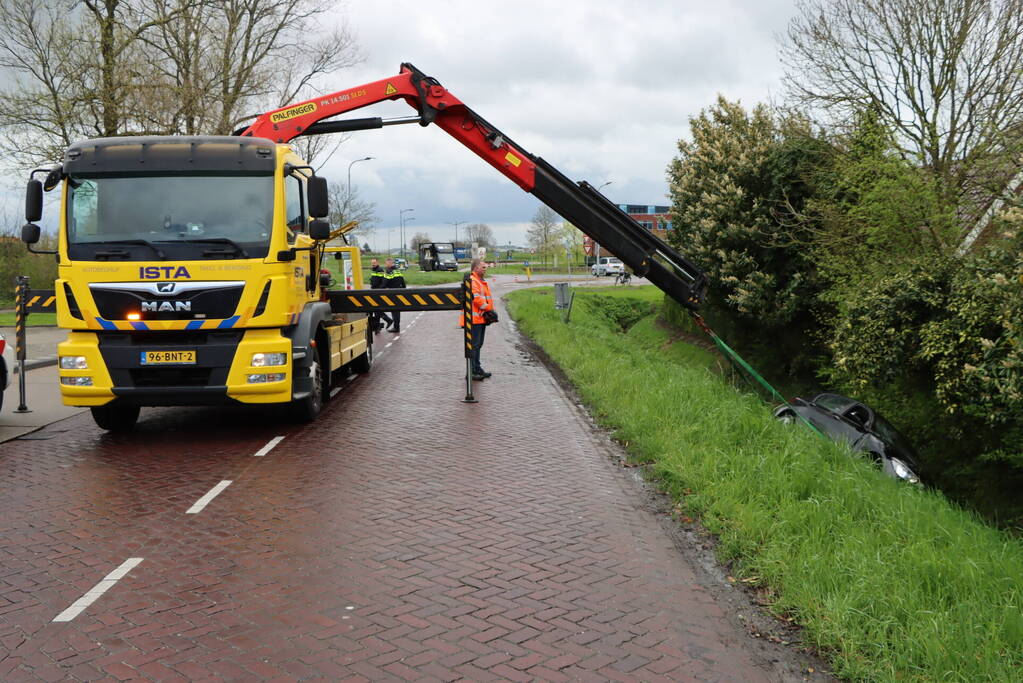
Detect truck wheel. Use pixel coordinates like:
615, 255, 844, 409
291, 355, 325, 422
91, 403, 140, 431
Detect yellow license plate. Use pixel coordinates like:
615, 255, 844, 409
141, 350, 196, 365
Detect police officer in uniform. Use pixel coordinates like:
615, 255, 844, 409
384, 257, 406, 333
368, 258, 390, 333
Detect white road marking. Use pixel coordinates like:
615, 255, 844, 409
254, 436, 285, 457
52, 558, 144, 622
385, 342, 393, 349
346, 375, 357, 383
186, 480, 232, 514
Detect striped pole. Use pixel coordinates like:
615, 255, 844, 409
461, 272, 477, 403
14, 276, 31, 413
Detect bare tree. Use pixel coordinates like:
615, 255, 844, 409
409, 232, 433, 252
780, 0, 1023, 211
526, 205, 559, 267
0, 0, 361, 169
0, 0, 185, 165
145, 0, 362, 136
464, 223, 495, 248
328, 181, 378, 246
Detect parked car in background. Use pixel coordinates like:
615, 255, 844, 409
773, 392, 922, 484
1, 331, 12, 413
591, 257, 624, 276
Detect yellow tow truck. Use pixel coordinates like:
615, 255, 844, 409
20, 135, 372, 430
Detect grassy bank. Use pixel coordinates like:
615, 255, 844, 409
0, 312, 57, 326
506, 285, 1023, 681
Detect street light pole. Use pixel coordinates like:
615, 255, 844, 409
346, 156, 374, 215
399, 208, 414, 260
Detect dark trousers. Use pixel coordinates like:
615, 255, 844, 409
471, 323, 486, 373
390, 310, 401, 329
373, 311, 392, 328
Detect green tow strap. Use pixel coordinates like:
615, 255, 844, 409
689, 312, 825, 438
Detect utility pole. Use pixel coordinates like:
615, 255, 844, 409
447, 221, 465, 247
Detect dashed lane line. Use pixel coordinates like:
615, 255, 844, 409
186, 480, 233, 514
253, 435, 285, 457
52, 558, 144, 622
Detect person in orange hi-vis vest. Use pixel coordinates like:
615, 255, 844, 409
460, 258, 496, 380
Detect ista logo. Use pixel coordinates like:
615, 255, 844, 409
139, 266, 191, 279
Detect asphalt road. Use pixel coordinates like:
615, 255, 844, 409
0, 278, 830, 681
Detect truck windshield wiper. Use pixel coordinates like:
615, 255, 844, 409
78, 239, 166, 258
173, 238, 249, 258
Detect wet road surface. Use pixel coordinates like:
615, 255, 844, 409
1, 282, 813, 681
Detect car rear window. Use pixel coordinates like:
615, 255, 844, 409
813, 393, 855, 412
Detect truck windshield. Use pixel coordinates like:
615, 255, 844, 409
66, 174, 274, 260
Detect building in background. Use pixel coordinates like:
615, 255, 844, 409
583, 204, 672, 264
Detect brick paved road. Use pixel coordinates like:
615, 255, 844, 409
0, 281, 822, 681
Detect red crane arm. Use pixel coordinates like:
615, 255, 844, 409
239, 64, 538, 191
239, 62, 708, 310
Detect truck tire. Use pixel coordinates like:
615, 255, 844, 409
291, 352, 325, 422
91, 403, 140, 431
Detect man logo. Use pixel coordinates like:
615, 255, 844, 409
157, 282, 176, 293
141, 301, 191, 312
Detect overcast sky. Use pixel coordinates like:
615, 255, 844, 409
316, 0, 798, 250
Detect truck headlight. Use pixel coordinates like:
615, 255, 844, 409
60, 356, 89, 370
251, 352, 287, 367
60, 376, 94, 386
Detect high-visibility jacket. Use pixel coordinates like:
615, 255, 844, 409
369, 265, 385, 289
383, 267, 406, 288
460, 272, 493, 325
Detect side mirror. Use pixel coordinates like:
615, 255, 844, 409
25, 179, 43, 222
21, 222, 41, 245
309, 218, 330, 241
43, 167, 62, 192
307, 176, 329, 218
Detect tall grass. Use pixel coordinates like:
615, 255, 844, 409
507, 285, 1023, 681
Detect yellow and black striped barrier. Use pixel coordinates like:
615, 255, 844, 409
461, 274, 476, 403
23, 289, 57, 314
327, 286, 463, 313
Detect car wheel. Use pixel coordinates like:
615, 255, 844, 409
91, 403, 140, 432
776, 409, 797, 425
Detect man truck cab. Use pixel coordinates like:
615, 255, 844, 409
21, 135, 371, 431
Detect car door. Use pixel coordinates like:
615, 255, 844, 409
837, 403, 873, 450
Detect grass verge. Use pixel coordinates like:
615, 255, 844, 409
506, 285, 1023, 681
0, 312, 57, 326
